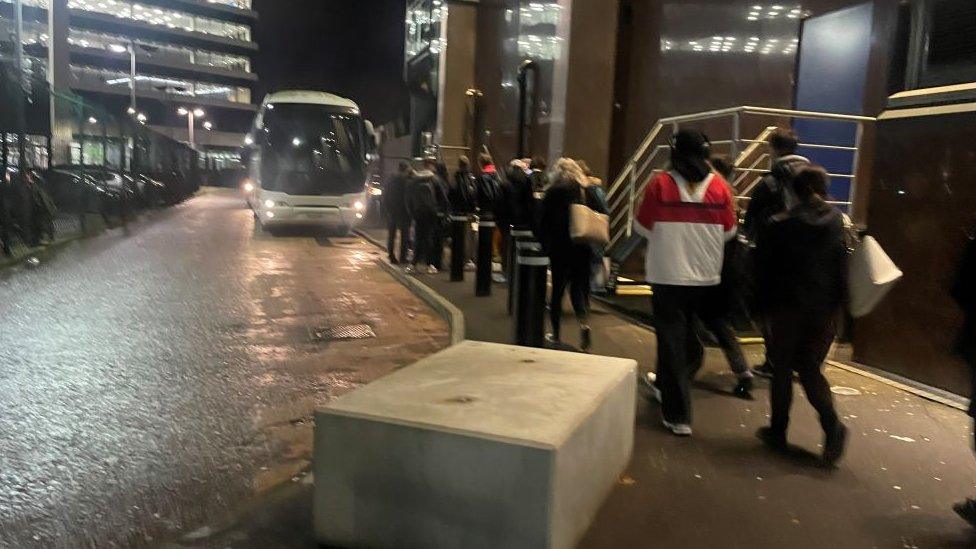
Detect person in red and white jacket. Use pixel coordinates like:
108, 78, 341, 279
633, 129, 736, 436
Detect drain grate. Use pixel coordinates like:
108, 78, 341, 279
310, 323, 376, 342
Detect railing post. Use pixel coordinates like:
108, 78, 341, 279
731, 111, 741, 160
626, 166, 638, 239
849, 122, 865, 222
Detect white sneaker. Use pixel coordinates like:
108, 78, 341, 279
492, 273, 507, 283
641, 372, 662, 403
426, 265, 439, 275
663, 421, 693, 437
464, 260, 476, 272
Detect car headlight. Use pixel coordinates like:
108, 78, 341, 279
264, 199, 276, 208
353, 200, 365, 210
243, 181, 255, 193
368, 187, 383, 196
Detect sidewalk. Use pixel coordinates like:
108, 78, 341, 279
361, 227, 976, 548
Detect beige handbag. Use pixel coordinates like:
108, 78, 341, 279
570, 186, 610, 246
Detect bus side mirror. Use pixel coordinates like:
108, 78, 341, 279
364, 120, 379, 154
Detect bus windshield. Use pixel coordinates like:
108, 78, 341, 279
259, 104, 365, 196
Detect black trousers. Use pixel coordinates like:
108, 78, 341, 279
766, 310, 840, 436
413, 216, 444, 268
549, 247, 592, 339
652, 284, 710, 424
386, 216, 411, 262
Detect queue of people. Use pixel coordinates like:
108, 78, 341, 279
381, 152, 608, 350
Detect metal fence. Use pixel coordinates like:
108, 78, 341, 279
0, 59, 199, 259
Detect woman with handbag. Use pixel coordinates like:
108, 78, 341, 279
540, 158, 608, 350
633, 130, 737, 437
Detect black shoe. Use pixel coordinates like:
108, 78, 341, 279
822, 424, 849, 467
580, 325, 592, 351
733, 377, 754, 400
757, 426, 787, 452
388, 255, 399, 265
752, 362, 774, 379
954, 499, 976, 528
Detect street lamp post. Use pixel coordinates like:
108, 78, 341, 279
178, 107, 205, 149
127, 40, 136, 115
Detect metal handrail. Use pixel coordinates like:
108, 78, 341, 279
604, 105, 876, 254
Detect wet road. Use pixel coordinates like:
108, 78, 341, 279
0, 189, 449, 548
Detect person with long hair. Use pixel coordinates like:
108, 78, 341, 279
755, 165, 849, 466
539, 158, 607, 350
634, 130, 737, 436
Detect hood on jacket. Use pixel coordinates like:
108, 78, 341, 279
780, 198, 841, 230
771, 154, 810, 180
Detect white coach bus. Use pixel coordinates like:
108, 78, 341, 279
243, 90, 376, 233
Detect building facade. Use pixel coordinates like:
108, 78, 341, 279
0, 0, 257, 169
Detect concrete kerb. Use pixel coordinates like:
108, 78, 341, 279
375, 258, 465, 346
356, 228, 465, 345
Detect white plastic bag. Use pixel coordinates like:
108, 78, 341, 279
848, 236, 903, 318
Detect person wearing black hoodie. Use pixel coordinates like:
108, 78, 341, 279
383, 161, 413, 264
407, 157, 450, 273
744, 129, 810, 379
952, 225, 976, 526
451, 156, 479, 268
755, 165, 849, 466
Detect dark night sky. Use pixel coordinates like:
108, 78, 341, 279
252, 0, 408, 124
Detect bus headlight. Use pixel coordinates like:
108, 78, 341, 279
353, 200, 365, 211
242, 181, 255, 193
265, 211, 275, 219
264, 199, 276, 209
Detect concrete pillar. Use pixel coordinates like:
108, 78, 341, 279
548, 0, 619, 180
48, 0, 72, 166
437, 1, 479, 168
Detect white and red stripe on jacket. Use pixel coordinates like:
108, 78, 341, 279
633, 171, 737, 286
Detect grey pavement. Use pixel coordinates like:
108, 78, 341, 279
0, 189, 449, 548
361, 227, 976, 549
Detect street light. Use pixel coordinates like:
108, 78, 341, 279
177, 107, 205, 148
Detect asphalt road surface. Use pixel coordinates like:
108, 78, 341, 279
0, 188, 448, 548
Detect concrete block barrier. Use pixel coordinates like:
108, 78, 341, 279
313, 340, 637, 549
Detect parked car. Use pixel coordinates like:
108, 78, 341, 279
48, 166, 133, 224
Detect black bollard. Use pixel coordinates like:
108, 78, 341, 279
475, 218, 495, 297
513, 245, 549, 347
449, 215, 468, 282
508, 231, 538, 315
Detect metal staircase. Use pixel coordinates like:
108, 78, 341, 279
604, 105, 875, 291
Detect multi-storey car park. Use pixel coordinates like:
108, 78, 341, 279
0, 0, 257, 170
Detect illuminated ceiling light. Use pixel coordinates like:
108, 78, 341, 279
203, 121, 213, 130
108, 43, 126, 53
752, 4, 762, 8
193, 108, 205, 117
87, 116, 98, 124
177, 106, 189, 115
137, 112, 147, 122
747, 16, 758, 20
